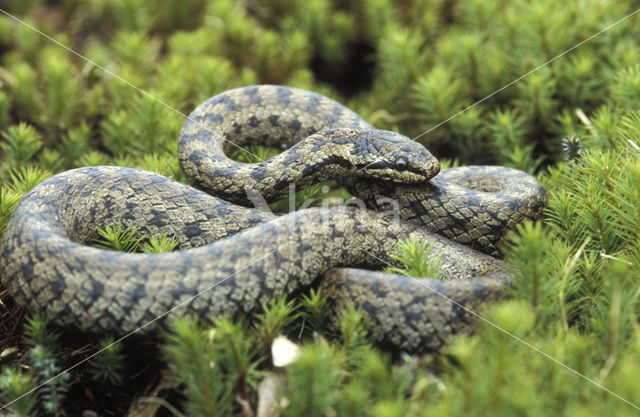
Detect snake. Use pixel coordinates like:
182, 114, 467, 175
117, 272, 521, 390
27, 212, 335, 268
0, 85, 546, 353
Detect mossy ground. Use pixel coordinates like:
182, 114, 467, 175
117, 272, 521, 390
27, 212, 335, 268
1, 1, 640, 416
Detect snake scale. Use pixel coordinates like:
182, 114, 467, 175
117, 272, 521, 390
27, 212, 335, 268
0, 85, 546, 353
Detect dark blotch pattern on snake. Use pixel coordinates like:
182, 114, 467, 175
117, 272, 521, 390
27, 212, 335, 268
0, 85, 545, 353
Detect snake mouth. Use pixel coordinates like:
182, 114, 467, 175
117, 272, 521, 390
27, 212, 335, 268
365, 168, 430, 184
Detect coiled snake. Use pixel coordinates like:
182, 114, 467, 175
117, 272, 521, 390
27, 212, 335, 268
0, 86, 545, 353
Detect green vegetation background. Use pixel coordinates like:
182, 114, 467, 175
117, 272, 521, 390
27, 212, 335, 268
1, 0, 640, 415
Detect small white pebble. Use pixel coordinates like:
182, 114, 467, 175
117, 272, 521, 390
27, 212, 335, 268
271, 336, 300, 367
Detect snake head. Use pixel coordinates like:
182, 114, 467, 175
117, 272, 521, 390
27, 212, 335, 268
350, 129, 440, 183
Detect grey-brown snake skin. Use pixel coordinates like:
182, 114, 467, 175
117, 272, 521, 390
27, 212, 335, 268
0, 85, 546, 353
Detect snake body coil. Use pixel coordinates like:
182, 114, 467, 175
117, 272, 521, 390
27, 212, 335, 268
0, 86, 545, 353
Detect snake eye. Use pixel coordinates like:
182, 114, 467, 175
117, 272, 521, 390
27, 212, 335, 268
395, 157, 408, 171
